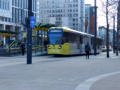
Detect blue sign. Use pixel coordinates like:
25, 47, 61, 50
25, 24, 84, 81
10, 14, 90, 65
49, 29, 63, 33
30, 17, 35, 28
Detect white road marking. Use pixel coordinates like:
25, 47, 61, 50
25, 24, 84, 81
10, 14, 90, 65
75, 71, 120, 90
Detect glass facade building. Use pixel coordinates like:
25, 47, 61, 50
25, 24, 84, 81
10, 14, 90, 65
39, 0, 85, 32
0, 0, 38, 47
98, 26, 115, 46
0, 0, 12, 20
0, 0, 37, 24
0, 0, 10, 10
12, 0, 37, 25
85, 4, 95, 35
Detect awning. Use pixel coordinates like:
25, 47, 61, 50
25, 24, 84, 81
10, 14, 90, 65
0, 30, 18, 36
34, 23, 57, 32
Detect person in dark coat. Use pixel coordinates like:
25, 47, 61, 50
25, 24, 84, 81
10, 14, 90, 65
44, 39, 48, 51
85, 42, 91, 59
20, 41, 25, 56
0, 41, 3, 48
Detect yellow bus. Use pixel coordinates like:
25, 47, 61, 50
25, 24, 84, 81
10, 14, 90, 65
47, 27, 102, 55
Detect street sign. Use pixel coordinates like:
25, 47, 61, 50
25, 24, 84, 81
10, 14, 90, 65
30, 17, 35, 28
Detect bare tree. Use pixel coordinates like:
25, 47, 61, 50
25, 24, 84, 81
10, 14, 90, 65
108, 0, 120, 56
106, 0, 110, 58
100, 0, 119, 57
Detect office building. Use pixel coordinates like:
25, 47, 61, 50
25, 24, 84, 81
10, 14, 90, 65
39, 0, 85, 32
0, 0, 38, 46
98, 26, 116, 46
85, 4, 96, 35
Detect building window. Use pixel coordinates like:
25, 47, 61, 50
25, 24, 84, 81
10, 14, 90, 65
0, 0, 10, 11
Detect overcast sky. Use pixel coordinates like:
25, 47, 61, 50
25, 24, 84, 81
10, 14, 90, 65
85, 0, 107, 28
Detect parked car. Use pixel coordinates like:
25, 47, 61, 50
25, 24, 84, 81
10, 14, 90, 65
101, 46, 112, 52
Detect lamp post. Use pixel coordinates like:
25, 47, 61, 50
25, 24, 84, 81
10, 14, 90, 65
94, 0, 97, 55
116, 0, 120, 56
106, 0, 109, 58
27, 0, 33, 64
113, 16, 115, 53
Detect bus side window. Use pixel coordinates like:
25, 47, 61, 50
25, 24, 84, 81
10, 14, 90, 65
80, 36, 83, 44
63, 38, 69, 43
67, 33, 72, 43
66, 38, 69, 43
63, 32, 69, 43
61, 39, 64, 44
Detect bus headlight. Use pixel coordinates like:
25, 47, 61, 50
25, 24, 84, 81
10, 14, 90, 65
48, 45, 51, 49
58, 45, 62, 49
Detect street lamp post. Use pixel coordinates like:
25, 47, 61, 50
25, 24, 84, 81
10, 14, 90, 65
94, 0, 97, 55
116, 0, 120, 56
106, 0, 110, 58
113, 16, 115, 53
27, 0, 33, 64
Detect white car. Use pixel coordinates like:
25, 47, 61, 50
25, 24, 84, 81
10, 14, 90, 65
101, 46, 112, 52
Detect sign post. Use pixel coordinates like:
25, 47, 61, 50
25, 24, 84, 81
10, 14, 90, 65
94, 0, 97, 55
27, 0, 35, 64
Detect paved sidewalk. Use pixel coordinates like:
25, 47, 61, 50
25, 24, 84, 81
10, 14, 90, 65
89, 53, 120, 90
90, 73, 120, 90
0, 52, 120, 90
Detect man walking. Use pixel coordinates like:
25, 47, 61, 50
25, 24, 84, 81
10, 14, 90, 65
85, 42, 91, 59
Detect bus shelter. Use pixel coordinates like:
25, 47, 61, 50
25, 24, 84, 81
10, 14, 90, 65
0, 23, 57, 56
0, 30, 19, 56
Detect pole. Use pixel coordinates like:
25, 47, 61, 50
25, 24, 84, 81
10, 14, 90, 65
94, 0, 97, 55
106, 24, 110, 58
27, 0, 33, 64
113, 16, 115, 53
106, 0, 109, 58
116, 0, 120, 56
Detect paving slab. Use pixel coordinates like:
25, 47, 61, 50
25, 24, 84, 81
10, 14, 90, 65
90, 74, 120, 90
0, 52, 120, 90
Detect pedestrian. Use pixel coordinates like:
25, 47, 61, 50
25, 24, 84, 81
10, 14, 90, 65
0, 41, 3, 48
85, 42, 91, 59
1, 41, 3, 48
44, 39, 48, 51
20, 41, 25, 56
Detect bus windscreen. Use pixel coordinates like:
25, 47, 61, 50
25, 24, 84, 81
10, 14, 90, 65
48, 29, 63, 44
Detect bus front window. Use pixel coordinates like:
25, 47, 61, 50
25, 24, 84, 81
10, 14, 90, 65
48, 32, 63, 45
55, 38, 64, 44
